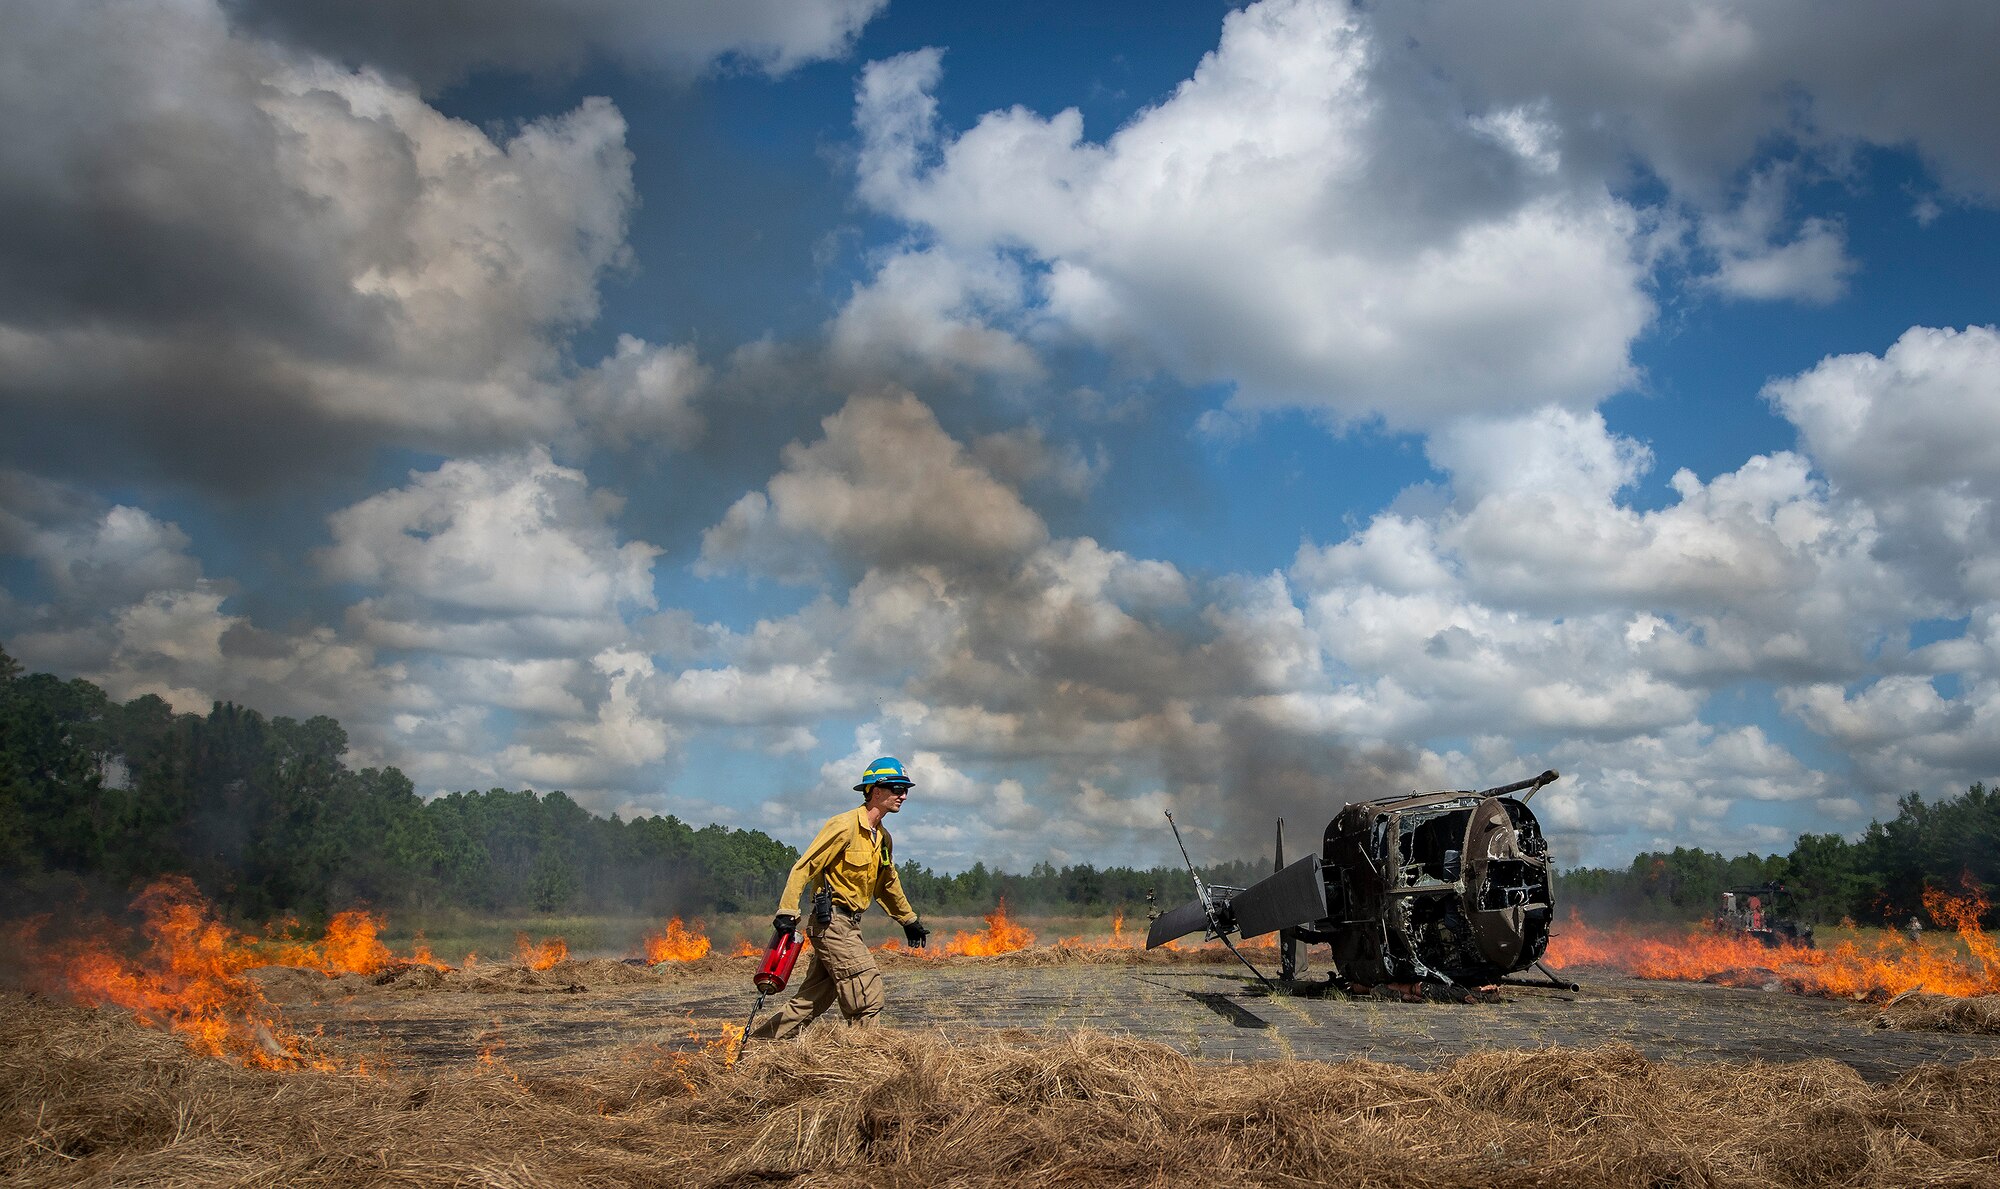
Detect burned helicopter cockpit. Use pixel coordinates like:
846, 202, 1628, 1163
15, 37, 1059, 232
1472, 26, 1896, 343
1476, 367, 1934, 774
1147, 771, 1565, 990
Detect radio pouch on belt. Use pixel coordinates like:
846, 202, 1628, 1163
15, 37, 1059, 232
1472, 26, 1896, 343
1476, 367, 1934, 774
811, 885, 833, 927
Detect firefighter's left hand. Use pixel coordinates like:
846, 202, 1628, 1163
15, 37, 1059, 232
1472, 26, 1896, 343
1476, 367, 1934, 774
903, 919, 930, 949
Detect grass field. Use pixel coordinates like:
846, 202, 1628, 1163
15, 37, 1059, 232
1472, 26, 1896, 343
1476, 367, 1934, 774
10, 897, 2000, 1186
376, 908, 1142, 965
9, 981, 2000, 1188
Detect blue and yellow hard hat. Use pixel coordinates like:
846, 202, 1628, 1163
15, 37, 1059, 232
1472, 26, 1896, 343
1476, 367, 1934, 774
854, 756, 914, 792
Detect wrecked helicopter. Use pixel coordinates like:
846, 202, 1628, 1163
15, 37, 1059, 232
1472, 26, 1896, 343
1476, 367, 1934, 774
1147, 770, 1571, 993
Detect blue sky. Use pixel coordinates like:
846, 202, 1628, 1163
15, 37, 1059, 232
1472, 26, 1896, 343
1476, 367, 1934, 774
3, 0, 1998, 872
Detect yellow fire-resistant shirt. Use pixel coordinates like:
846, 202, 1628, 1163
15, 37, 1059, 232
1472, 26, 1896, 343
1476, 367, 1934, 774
777, 806, 917, 924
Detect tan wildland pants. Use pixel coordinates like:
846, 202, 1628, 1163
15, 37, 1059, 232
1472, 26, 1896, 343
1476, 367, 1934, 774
748, 910, 884, 1039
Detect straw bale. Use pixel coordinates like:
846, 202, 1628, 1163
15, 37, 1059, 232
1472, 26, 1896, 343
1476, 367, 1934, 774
651, 953, 763, 978
1872, 993, 2000, 1036
9, 990, 2000, 1188
246, 962, 473, 1003
377, 965, 451, 992
548, 958, 659, 986
243, 965, 348, 1002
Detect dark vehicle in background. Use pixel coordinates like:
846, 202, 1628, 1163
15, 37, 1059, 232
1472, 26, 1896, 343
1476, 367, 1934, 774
1714, 883, 1814, 948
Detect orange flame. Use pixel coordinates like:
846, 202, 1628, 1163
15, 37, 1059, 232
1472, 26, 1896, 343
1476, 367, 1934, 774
17, 877, 332, 1070
944, 898, 1035, 956
476, 1037, 526, 1090
651, 1019, 746, 1094
1923, 878, 1999, 973
729, 938, 760, 958
407, 934, 446, 969
260, 909, 450, 974
642, 917, 712, 963
691, 1018, 744, 1068
513, 933, 569, 970
868, 902, 1289, 958
264, 910, 393, 975
1547, 877, 1998, 1001
1053, 906, 1144, 951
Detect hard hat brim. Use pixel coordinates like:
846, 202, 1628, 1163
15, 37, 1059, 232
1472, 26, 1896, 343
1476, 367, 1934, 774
855, 780, 914, 792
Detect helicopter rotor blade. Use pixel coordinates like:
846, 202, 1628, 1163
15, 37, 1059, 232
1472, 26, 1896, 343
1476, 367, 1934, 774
1231, 853, 1327, 940
1146, 897, 1212, 949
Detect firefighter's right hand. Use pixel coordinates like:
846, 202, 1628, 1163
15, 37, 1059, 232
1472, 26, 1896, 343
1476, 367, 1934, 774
773, 913, 799, 935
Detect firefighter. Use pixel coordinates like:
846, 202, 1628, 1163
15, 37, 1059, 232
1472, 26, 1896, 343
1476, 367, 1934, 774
748, 756, 930, 1039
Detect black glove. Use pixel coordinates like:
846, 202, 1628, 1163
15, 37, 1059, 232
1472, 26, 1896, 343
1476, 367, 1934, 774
773, 913, 799, 935
903, 919, 930, 949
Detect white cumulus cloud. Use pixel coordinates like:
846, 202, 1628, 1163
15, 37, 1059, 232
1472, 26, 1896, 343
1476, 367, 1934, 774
319, 449, 659, 654
845, 1, 1654, 427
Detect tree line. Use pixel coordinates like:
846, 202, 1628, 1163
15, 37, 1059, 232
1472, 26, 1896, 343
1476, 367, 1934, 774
894, 857, 1274, 919
0, 647, 1255, 925
0, 647, 794, 921
3, 645, 1992, 927
1558, 782, 2000, 926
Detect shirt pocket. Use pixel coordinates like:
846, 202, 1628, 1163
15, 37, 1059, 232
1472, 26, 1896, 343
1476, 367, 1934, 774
843, 835, 877, 869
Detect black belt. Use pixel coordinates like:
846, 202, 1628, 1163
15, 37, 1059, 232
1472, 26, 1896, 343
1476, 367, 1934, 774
831, 901, 864, 919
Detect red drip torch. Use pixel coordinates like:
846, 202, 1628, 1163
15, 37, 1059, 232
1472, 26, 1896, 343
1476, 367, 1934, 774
739, 924, 804, 1056
756, 927, 805, 994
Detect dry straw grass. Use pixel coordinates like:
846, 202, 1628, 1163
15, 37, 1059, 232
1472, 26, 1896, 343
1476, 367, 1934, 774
240, 947, 1275, 1006
1873, 992, 2000, 1036
7, 990, 2000, 1188
247, 957, 768, 1003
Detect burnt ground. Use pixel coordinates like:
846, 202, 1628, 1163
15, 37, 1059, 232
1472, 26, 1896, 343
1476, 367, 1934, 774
276, 958, 2000, 1084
